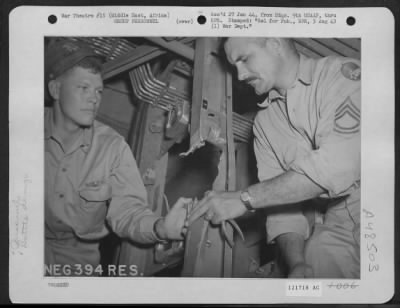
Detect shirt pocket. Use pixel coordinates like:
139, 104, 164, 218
79, 181, 112, 202
74, 181, 112, 239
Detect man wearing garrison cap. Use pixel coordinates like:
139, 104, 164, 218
44, 38, 190, 275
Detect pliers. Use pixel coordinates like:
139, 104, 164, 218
186, 198, 245, 248
221, 219, 245, 248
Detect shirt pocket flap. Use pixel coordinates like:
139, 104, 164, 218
79, 182, 112, 202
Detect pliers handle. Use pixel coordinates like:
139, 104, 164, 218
221, 219, 245, 248
187, 197, 245, 248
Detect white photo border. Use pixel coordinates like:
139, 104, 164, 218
9, 6, 395, 304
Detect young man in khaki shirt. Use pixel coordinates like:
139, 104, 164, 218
45, 38, 191, 275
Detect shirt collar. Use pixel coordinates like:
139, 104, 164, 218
269, 89, 286, 101
44, 107, 94, 152
258, 89, 285, 108
296, 53, 313, 86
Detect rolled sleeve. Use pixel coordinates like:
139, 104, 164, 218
106, 141, 160, 244
290, 89, 361, 198
266, 210, 310, 243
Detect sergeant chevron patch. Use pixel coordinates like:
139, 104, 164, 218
334, 97, 360, 134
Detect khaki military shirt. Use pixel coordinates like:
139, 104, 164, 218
253, 54, 361, 242
45, 107, 160, 269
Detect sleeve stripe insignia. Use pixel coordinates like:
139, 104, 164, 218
341, 62, 361, 81
334, 97, 360, 134
336, 98, 360, 116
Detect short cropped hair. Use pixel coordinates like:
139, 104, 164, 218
220, 37, 298, 55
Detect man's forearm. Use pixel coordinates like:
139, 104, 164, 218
247, 170, 325, 209
277, 232, 314, 278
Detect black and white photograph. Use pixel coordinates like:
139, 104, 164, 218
9, 6, 395, 304
43, 36, 361, 279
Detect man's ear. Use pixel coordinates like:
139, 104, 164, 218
265, 38, 283, 56
48, 79, 60, 100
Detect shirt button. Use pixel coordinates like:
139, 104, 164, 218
59, 194, 64, 198
62, 168, 67, 172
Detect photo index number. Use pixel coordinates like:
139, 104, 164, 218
286, 282, 322, 297
363, 209, 379, 272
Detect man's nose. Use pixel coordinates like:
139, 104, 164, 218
87, 90, 99, 104
237, 64, 249, 81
